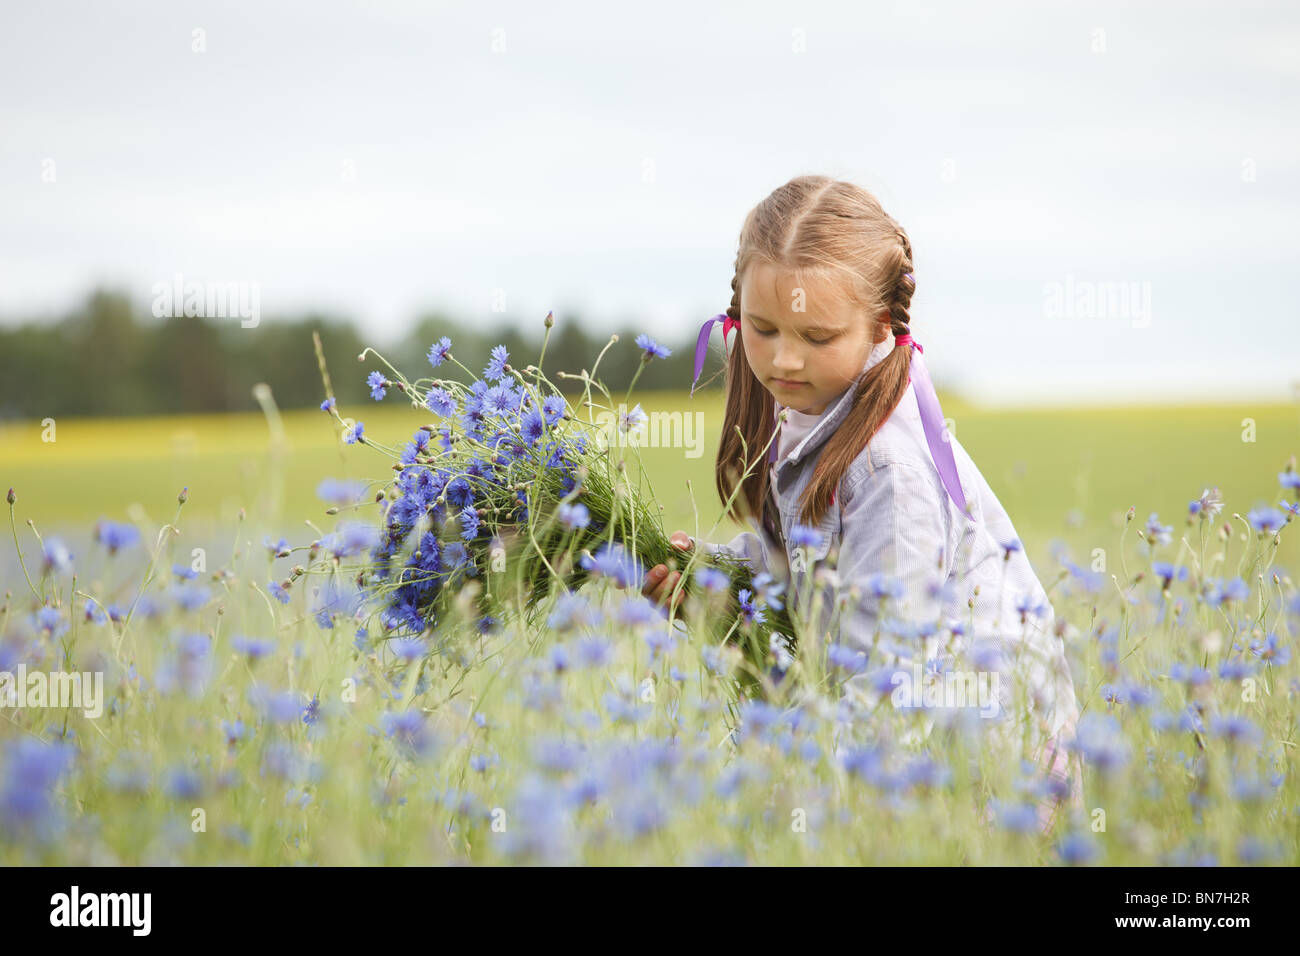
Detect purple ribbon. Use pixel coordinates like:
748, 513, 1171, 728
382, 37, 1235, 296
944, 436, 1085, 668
896, 335, 970, 517
690, 312, 968, 517
690, 312, 739, 398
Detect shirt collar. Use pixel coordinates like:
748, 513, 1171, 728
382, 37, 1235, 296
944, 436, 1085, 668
772, 333, 896, 476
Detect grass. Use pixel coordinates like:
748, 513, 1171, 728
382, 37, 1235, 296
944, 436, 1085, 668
1, 387, 1298, 865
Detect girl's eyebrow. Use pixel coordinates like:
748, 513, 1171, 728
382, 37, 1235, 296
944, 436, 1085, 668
744, 311, 846, 333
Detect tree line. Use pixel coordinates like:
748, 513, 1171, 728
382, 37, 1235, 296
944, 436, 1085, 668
0, 289, 721, 419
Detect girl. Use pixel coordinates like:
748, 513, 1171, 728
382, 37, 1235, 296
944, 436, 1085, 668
642, 175, 1082, 835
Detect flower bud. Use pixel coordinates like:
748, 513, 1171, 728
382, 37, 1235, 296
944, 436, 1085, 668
5, 488, 13, 505
178, 487, 189, 504
544, 310, 554, 328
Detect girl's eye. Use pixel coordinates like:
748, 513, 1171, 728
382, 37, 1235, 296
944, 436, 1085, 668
752, 323, 835, 345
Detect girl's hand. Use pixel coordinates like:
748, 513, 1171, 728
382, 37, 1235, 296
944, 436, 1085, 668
642, 531, 693, 616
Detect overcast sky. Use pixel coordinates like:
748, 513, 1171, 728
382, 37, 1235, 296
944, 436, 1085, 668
2, 0, 1297, 406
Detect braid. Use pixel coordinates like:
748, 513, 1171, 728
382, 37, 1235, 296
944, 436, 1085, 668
888, 227, 916, 336
727, 264, 741, 323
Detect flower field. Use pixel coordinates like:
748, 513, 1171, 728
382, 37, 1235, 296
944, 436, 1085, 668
1, 330, 1297, 865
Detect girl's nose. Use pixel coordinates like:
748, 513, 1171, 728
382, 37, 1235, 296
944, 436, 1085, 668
772, 343, 804, 371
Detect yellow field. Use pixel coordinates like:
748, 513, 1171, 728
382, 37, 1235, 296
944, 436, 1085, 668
2, 391, 1298, 571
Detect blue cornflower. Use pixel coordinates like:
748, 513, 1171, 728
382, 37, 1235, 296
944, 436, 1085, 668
320, 521, 381, 558
231, 635, 276, 661
83, 598, 108, 625
1217, 657, 1256, 680
1057, 832, 1097, 865
557, 502, 590, 530
1247, 506, 1286, 535
484, 344, 510, 382
167, 768, 204, 801
580, 542, 644, 590
826, 642, 869, 673
788, 524, 822, 549
992, 799, 1040, 834
752, 571, 786, 611
769, 632, 794, 670
1068, 712, 1131, 774
320, 396, 336, 412
548, 592, 599, 631
390, 637, 426, 662
222, 719, 248, 745
541, 394, 567, 426
94, 519, 139, 555
1144, 513, 1172, 546
1249, 632, 1290, 667
1188, 487, 1223, 520
458, 505, 481, 541
694, 566, 729, 593
1279, 470, 1300, 490
574, 635, 612, 668
619, 595, 663, 628
520, 407, 546, 444
1281, 500, 1300, 517
999, 537, 1022, 559
1205, 576, 1249, 607
427, 336, 453, 368
316, 477, 368, 505
171, 562, 199, 580
425, 387, 456, 417
737, 588, 764, 625
1209, 714, 1263, 745
619, 403, 648, 434
1151, 561, 1188, 585
268, 580, 290, 604
248, 686, 301, 724
1, 738, 76, 835
1168, 661, 1212, 686
343, 421, 365, 444
701, 644, 733, 676
645, 628, 677, 658
263, 535, 289, 555
382, 709, 437, 756
635, 333, 671, 360
864, 572, 905, 600
367, 370, 389, 401
41, 537, 73, 575
170, 583, 212, 612
1014, 593, 1049, 620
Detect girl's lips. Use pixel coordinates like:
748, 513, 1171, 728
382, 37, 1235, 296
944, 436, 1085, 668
772, 378, 807, 387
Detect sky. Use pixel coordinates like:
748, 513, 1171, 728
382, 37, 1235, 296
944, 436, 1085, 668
1, 0, 1297, 407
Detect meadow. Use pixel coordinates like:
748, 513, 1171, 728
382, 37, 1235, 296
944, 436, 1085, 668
1, 364, 1297, 865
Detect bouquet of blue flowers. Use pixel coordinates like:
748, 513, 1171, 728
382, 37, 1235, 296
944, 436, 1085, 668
314, 317, 796, 701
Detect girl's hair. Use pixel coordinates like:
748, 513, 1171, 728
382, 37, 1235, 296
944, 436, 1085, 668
717, 174, 916, 529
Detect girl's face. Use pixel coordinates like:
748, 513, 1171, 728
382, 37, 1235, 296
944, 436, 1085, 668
739, 262, 886, 416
